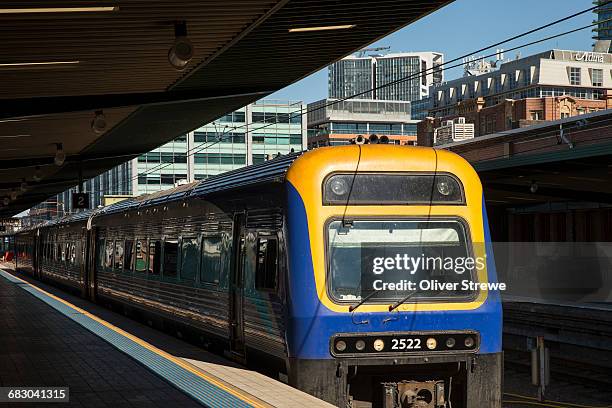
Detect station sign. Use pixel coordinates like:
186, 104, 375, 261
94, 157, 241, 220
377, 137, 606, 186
72, 193, 90, 209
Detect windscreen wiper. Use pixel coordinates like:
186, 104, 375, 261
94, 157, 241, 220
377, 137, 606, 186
388, 288, 422, 312
348, 290, 379, 312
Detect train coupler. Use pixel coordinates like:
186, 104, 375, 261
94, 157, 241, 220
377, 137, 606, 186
382, 380, 446, 408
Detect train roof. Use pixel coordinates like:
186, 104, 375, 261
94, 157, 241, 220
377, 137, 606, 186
17, 151, 305, 232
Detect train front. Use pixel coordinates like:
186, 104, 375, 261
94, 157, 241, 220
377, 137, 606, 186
284, 145, 502, 408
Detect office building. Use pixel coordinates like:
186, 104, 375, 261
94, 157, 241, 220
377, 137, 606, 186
35, 100, 307, 216
593, 0, 612, 52
410, 97, 432, 121
136, 100, 306, 195
328, 52, 444, 102
307, 98, 417, 147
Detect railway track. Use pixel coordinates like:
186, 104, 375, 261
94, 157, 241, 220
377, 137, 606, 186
503, 301, 612, 387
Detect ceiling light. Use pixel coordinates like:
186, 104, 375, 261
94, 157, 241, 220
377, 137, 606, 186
54, 143, 66, 167
0, 7, 118, 14
91, 110, 107, 134
0, 61, 80, 70
168, 21, 193, 71
0, 134, 31, 139
289, 24, 356, 33
33, 166, 42, 182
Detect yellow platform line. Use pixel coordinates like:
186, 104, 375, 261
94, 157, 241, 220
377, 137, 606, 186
3, 269, 270, 408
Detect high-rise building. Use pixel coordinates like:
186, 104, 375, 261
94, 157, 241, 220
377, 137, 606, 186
328, 57, 374, 100
34, 100, 307, 216
328, 52, 444, 102
593, 0, 612, 52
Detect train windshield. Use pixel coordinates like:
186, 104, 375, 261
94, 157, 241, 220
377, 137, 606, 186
327, 219, 479, 303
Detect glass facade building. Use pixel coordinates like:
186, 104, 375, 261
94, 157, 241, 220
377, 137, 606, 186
135, 100, 306, 195
35, 100, 306, 217
328, 57, 373, 99
410, 97, 432, 121
328, 52, 444, 103
594, 0, 612, 44
375, 55, 423, 102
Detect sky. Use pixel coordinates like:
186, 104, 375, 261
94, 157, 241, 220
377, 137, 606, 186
270, 0, 595, 103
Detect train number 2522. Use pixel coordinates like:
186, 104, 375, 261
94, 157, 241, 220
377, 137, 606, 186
391, 338, 422, 350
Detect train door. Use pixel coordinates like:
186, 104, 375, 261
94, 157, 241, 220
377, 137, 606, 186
33, 230, 40, 279
86, 228, 98, 302
80, 227, 88, 298
229, 213, 246, 359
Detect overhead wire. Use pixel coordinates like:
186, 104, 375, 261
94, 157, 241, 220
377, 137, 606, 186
84, 2, 612, 197
128, 17, 612, 184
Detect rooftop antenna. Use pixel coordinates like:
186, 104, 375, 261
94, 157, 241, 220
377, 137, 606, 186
356, 46, 391, 57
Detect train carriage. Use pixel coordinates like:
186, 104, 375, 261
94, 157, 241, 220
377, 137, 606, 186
14, 145, 502, 408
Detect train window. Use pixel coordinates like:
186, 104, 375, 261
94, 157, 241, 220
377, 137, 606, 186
96, 238, 105, 268
135, 240, 147, 272
148, 241, 161, 275
326, 219, 476, 302
201, 236, 221, 284
163, 239, 179, 278
114, 240, 124, 270
323, 173, 464, 205
124, 240, 134, 271
255, 237, 278, 291
70, 243, 76, 264
105, 240, 114, 269
61, 243, 66, 262
180, 237, 199, 281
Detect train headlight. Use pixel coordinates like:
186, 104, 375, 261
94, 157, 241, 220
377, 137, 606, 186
335, 340, 347, 352
329, 178, 349, 196
445, 337, 456, 348
373, 339, 385, 352
436, 180, 453, 196
355, 340, 366, 351
464, 337, 475, 348
426, 338, 437, 350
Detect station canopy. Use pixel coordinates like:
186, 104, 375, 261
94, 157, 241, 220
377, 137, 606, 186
0, 0, 453, 217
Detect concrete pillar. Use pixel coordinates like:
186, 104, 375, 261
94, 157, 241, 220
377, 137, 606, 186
245, 104, 253, 165
187, 131, 195, 183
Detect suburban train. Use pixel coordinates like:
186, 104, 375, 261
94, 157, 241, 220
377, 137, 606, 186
13, 145, 502, 408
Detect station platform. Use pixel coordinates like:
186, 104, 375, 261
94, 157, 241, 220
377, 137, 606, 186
0, 266, 333, 408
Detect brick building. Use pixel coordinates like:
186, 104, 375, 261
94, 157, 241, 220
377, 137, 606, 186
418, 93, 612, 146
418, 49, 612, 146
